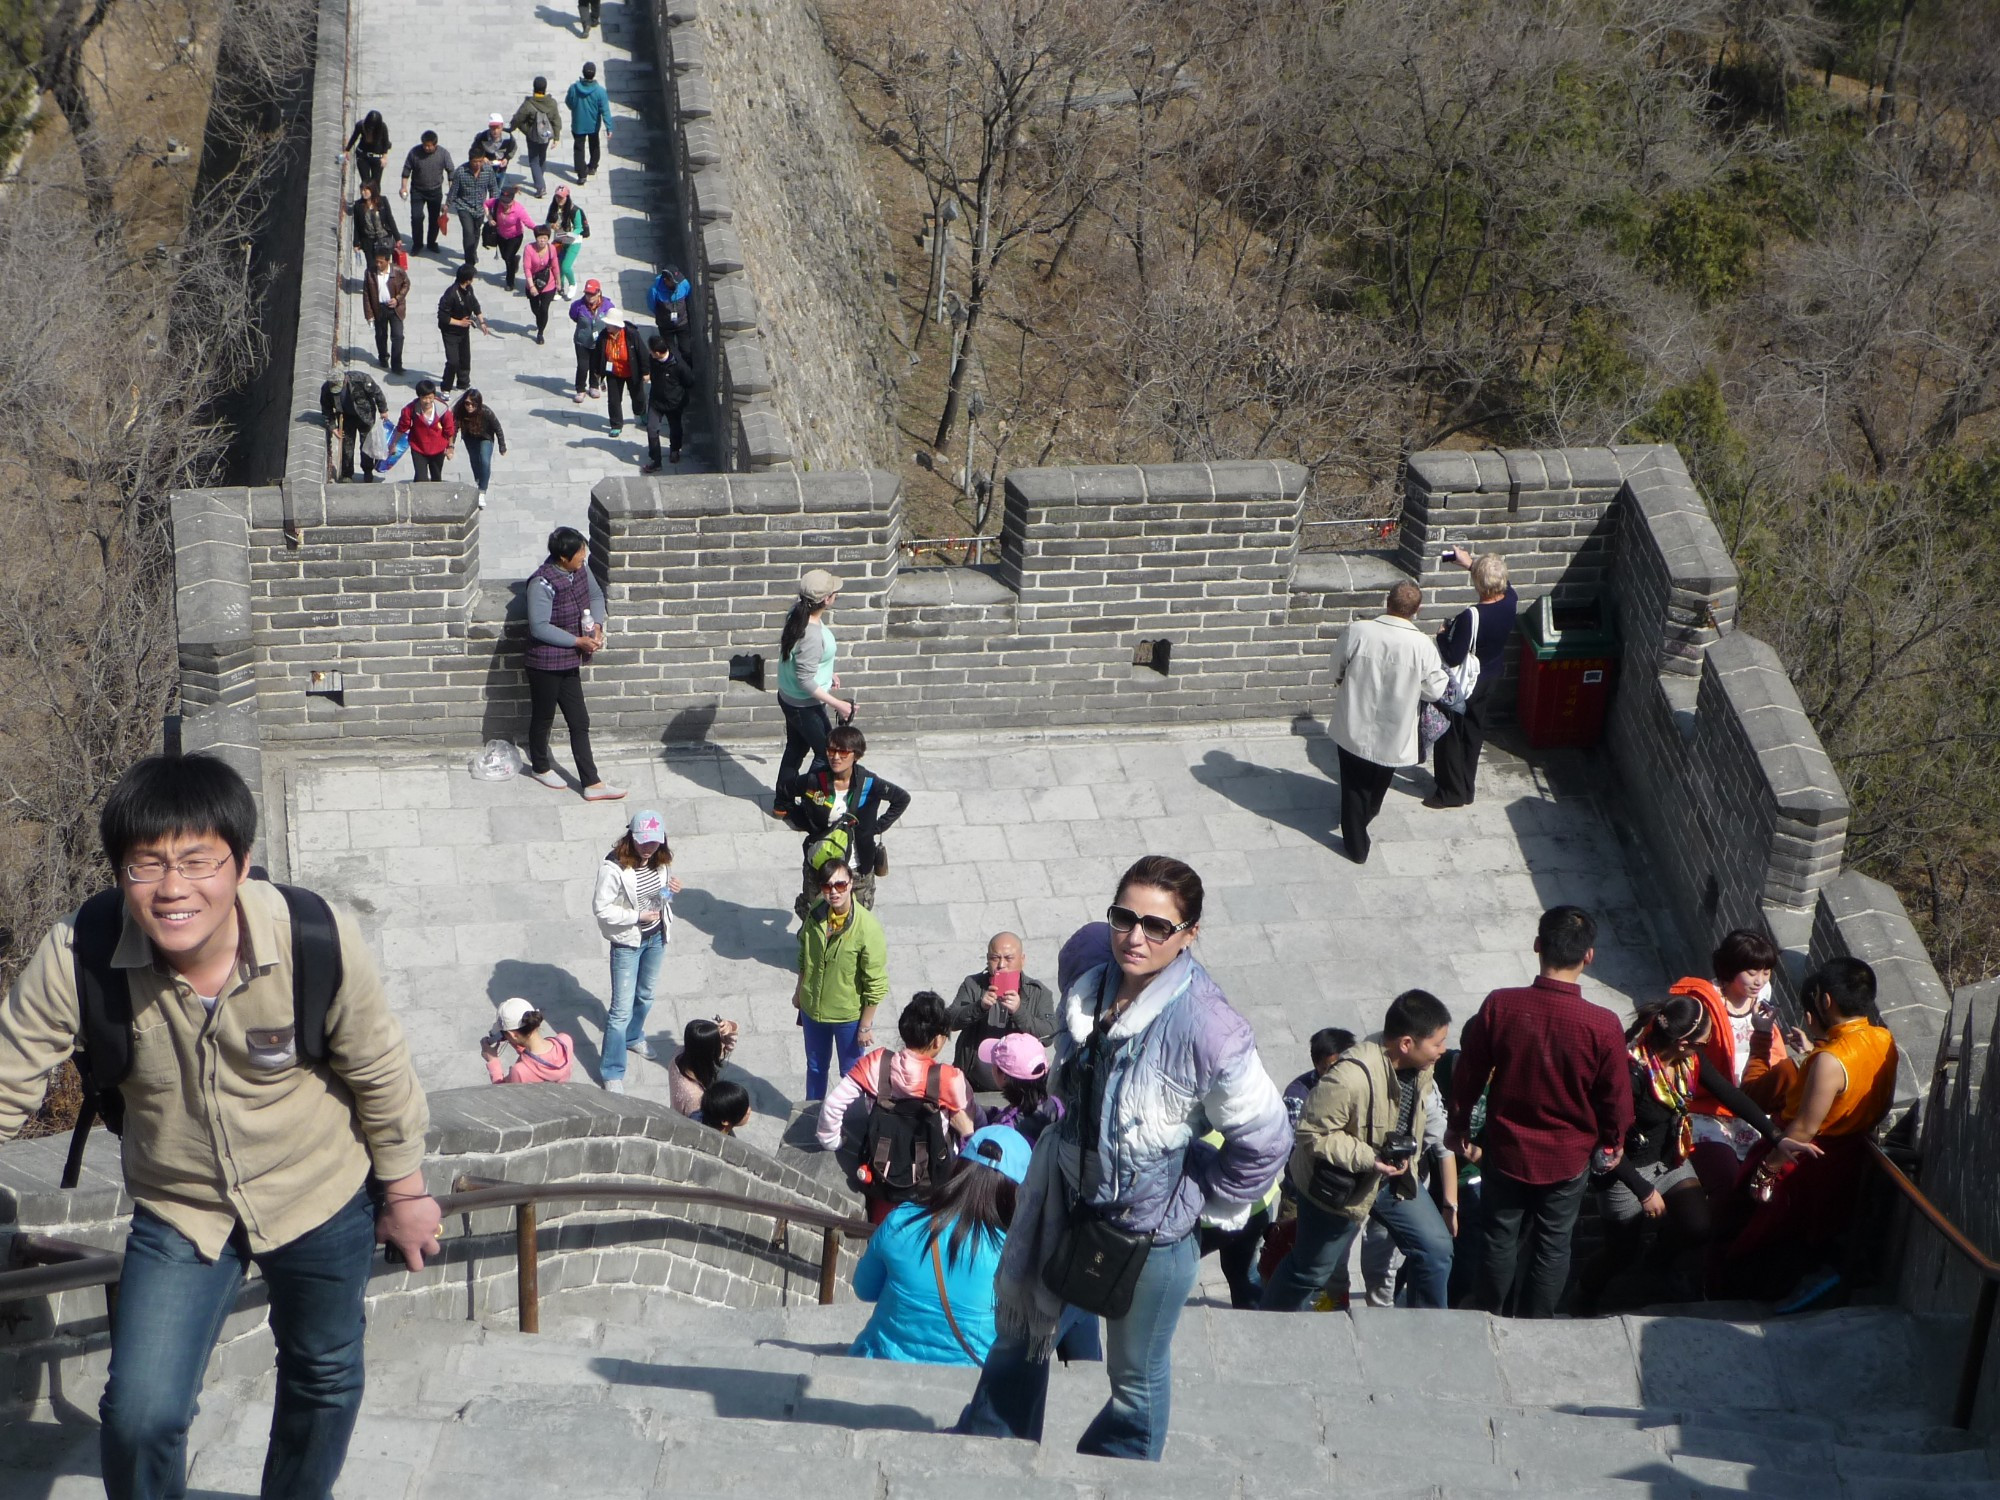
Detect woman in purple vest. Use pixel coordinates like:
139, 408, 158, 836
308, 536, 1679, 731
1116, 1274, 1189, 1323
523, 526, 624, 801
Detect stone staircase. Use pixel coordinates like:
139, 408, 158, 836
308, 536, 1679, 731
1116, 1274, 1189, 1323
3, 1293, 1993, 1498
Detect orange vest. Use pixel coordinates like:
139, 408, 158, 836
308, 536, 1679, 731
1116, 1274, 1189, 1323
1783, 1017, 1897, 1139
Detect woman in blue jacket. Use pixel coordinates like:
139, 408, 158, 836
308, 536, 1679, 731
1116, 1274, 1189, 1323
850, 1126, 1030, 1366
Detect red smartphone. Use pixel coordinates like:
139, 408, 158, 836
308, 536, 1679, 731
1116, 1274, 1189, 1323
990, 970, 1021, 997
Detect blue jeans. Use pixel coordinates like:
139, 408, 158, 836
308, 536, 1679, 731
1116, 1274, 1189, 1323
958, 1232, 1199, 1461
464, 437, 493, 491
101, 1187, 375, 1500
799, 1013, 862, 1101
1260, 1186, 1454, 1311
602, 927, 664, 1081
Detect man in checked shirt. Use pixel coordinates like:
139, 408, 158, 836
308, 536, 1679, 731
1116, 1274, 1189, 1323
1445, 906, 1633, 1318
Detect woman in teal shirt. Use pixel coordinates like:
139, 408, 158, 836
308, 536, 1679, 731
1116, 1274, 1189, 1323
851, 1127, 1030, 1366
772, 567, 853, 818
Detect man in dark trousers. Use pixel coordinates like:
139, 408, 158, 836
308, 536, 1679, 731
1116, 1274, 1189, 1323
397, 130, 453, 253
1327, 581, 1447, 864
641, 333, 693, 471
319, 365, 388, 482
1445, 906, 1632, 1318
598, 309, 646, 440
566, 61, 612, 181
360, 248, 409, 374
510, 77, 562, 197
523, 526, 625, 802
437, 264, 489, 394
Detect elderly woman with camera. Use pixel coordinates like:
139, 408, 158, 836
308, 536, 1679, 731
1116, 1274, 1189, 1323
1260, 989, 1456, 1310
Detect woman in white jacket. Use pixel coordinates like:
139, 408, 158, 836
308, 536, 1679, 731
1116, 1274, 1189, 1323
591, 809, 681, 1091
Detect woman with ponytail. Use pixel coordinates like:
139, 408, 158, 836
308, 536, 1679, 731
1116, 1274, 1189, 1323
772, 567, 854, 818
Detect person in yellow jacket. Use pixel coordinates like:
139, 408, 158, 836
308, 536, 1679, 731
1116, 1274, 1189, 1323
793, 856, 888, 1102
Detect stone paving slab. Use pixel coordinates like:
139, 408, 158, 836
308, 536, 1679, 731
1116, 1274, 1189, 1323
284, 720, 1676, 1179
339, 0, 703, 580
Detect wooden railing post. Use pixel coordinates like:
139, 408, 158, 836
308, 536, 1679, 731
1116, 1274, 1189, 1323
516, 1203, 539, 1334
818, 1227, 840, 1305
1954, 1276, 1997, 1430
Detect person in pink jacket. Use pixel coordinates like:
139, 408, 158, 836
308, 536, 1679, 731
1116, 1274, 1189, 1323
522, 223, 563, 345
485, 184, 540, 292
482, 996, 576, 1083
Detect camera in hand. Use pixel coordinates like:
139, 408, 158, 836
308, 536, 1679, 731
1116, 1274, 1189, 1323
1380, 1131, 1419, 1164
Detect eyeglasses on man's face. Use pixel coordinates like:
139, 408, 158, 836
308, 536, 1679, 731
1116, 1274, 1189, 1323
124, 855, 232, 884
1106, 904, 1192, 944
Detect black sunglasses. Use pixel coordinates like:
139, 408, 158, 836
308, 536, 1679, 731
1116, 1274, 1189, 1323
1107, 904, 1193, 944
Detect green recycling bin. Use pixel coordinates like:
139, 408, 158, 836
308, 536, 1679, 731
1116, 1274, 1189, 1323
1515, 595, 1619, 749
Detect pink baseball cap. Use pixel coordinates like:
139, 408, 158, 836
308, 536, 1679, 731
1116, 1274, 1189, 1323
629, 810, 665, 844
978, 1033, 1048, 1082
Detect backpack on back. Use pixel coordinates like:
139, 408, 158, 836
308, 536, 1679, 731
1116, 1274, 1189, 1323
852, 1049, 951, 1204
529, 106, 555, 144
61, 883, 343, 1188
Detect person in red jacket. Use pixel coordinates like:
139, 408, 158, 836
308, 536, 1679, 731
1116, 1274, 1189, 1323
393, 380, 457, 482
1446, 905, 1632, 1318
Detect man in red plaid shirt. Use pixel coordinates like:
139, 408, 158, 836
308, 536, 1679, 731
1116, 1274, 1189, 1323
1446, 907, 1632, 1317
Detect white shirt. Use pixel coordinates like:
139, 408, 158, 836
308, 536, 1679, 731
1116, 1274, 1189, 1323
1328, 614, 1448, 767
373, 270, 392, 304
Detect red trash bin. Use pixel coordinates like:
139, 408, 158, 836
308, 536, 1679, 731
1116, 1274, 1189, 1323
1515, 596, 1618, 750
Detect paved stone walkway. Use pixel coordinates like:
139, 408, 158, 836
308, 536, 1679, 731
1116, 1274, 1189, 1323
284, 721, 1676, 1165
340, 0, 700, 579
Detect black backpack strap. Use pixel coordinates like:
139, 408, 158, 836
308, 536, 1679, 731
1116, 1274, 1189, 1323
923, 1061, 941, 1104
873, 1046, 894, 1109
64, 890, 133, 1188
275, 884, 342, 1064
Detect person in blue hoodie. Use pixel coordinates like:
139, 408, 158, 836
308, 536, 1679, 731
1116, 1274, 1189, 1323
648, 264, 692, 354
849, 1126, 1030, 1366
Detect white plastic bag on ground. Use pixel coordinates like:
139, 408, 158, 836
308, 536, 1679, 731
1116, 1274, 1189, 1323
469, 739, 523, 781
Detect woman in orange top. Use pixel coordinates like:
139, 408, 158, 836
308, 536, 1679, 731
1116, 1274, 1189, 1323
1717, 957, 1898, 1307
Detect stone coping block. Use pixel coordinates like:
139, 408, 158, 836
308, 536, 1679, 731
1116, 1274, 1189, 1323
1006, 460, 1307, 510
886, 565, 1015, 608
1620, 448, 1739, 604
250, 482, 481, 531
1289, 550, 1408, 597
1703, 633, 1850, 826
172, 489, 253, 646
1406, 445, 1624, 496
1816, 871, 1952, 1092
594, 470, 898, 522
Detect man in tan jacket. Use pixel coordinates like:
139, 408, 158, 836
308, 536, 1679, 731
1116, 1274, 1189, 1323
1328, 581, 1448, 864
1260, 990, 1455, 1310
0, 754, 439, 1500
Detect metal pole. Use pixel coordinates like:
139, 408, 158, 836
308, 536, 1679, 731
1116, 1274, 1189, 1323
516, 1203, 539, 1334
1953, 1276, 1996, 1429
818, 1228, 841, 1306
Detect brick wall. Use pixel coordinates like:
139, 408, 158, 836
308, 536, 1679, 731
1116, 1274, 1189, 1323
0, 1088, 860, 1411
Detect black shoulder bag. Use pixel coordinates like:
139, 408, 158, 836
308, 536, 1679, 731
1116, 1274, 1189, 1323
1304, 1057, 1380, 1210
1040, 978, 1171, 1321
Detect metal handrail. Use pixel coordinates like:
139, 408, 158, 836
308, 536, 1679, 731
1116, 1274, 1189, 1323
1867, 1140, 1999, 1428
1, 1176, 874, 1337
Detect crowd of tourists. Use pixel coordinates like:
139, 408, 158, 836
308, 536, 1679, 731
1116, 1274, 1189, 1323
0, 532, 1905, 1496
320, 58, 698, 505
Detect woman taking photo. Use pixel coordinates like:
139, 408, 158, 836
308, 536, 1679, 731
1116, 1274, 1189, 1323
591, 810, 682, 1093
957, 855, 1289, 1462
668, 1015, 740, 1117
851, 1126, 1032, 1366
1426, 546, 1518, 809
771, 568, 853, 819
482, 997, 575, 1084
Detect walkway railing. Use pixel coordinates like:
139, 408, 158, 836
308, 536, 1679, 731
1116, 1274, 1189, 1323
1867, 1140, 2000, 1428
1, 1175, 875, 1338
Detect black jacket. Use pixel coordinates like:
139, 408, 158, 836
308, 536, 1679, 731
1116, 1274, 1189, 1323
1607, 1053, 1776, 1201
468, 128, 517, 167
437, 282, 482, 333
320, 372, 387, 427
785, 762, 910, 878
350, 197, 399, 250
647, 349, 694, 412
946, 971, 1058, 1089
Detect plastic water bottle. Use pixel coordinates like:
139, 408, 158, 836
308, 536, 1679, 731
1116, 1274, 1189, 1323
581, 608, 595, 634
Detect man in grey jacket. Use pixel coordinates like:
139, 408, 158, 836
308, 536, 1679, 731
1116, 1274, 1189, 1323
947, 931, 1057, 1089
1328, 580, 1447, 864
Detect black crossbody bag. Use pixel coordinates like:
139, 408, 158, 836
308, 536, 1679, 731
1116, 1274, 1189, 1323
1040, 979, 1176, 1320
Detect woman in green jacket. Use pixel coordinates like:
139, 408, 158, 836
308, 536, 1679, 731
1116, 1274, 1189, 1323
793, 857, 889, 1102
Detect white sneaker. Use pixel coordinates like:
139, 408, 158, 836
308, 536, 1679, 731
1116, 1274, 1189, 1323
628, 1038, 654, 1059
601, 1078, 626, 1094
476, 490, 487, 508
527, 768, 566, 789
583, 781, 626, 801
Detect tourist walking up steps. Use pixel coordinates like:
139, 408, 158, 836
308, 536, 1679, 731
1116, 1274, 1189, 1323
343, 108, 391, 192
642, 334, 693, 471
570, 279, 615, 401
0, 753, 439, 1500
446, 148, 502, 269
1446, 906, 1631, 1318
398, 130, 452, 253
783, 723, 910, 916
450, 389, 506, 508
393, 380, 454, 483
957, 856, 1289, 1463
485, 184, 538, 291
522, 525, 624, 802
546, 184, 590, 294
511, 77, 562, 197
771, 568, 852, 817
599, 309, 645, 438
592, 810, 680, 1093
566, 61, 612, 181
468, 113, 517, 178
361, 248, 408, 374
436, 264, 489, 394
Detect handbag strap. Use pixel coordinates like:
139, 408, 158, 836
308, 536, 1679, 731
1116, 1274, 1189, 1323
931, 1237, 983, 1362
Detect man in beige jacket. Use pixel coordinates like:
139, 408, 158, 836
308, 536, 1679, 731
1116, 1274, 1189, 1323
1328, 581, 1448, 863
0, 754, 439, 1500
1260, 989, 1455, 1310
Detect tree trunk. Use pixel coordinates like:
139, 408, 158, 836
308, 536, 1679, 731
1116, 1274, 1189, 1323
1877, 0, 1916, 128
933, 276, 984, 451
